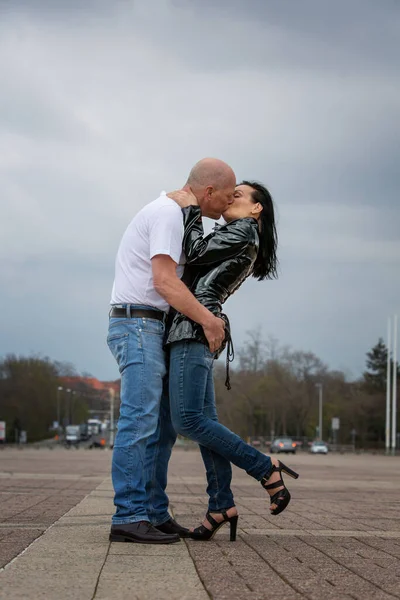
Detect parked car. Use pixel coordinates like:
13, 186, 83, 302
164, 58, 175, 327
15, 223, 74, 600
88, 436, 107, 449
270, 437, 297, 454
79, 423, 90, 441
64, 425, 81, 447
87, 419, 103, 436
310, 441, 328, 454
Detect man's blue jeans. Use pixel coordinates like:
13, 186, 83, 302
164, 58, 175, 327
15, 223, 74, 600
107, 306, 175, 525
169, 340, 272, 511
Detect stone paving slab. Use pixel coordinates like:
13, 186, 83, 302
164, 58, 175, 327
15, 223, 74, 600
172, 451, 400, 600
0, 478, 208, 600
1, 448, 400, 599
0, 448, 112, 568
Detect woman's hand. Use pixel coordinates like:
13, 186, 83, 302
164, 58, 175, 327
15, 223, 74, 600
167, 189, 198, 208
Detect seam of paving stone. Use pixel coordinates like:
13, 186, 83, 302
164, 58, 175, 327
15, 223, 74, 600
0, 528, 45, 574
91, 541, 111, 600
166, 506, 211, 600
0, 476, 106, 575
0, 476, 89, 526
1, 477, 210, 600
0, 472, 105, 481
354, 536, 400, 561
0, 524, 48, 529
182, 539, 212, 600
239, 529, 400, 537
0, 532, 48, 576
238, 532, 313, 599
298, 534, 400, 599
215, 539, 255, 595
294, 503, 386, 533
1, 491, 59, 525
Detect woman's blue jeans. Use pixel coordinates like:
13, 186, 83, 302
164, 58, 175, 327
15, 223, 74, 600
169, 340, 272, 512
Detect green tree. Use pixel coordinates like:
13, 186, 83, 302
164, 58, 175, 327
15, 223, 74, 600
214, 331, 398, 449
363, 338, 400, 392
0, 355, 89, 442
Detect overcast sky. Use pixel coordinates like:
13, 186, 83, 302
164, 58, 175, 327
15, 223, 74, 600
1, 0, 399, 381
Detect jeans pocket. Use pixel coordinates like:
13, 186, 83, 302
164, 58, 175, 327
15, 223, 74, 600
107, 332, 129, 372
204, 345, 216, 360
139, 318, 165, 336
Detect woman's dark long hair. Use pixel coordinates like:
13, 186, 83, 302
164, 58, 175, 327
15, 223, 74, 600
240, 180, 278, 281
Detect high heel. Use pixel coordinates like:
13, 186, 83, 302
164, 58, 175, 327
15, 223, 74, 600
279, 462, 299, 480
190, 509, 239, 541
261, 460, 299, 516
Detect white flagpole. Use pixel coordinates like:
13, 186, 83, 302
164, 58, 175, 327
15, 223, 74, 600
391, 315, 398, 454
386, 317, 392, 454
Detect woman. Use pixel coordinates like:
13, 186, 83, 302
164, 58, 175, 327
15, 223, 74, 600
166, 181, 299, 541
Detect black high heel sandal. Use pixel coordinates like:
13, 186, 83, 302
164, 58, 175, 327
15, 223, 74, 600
190, 509, 239, 541
261, 461, 299, 516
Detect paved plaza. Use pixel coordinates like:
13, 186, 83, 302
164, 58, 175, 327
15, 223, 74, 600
0, 447, 399, 599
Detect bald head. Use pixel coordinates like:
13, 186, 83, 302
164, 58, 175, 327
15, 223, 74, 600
185, 158, 236, 219
186, 158, 235, 191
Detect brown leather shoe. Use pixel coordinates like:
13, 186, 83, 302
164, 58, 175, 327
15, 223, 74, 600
110, 521, 180, 544
154, 517, 191, 538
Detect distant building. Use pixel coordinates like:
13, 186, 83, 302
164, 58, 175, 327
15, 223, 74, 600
59, 377, 120, 415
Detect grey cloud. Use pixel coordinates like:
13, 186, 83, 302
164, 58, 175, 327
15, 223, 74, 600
127, 0, 400, 79
0, 0, 399, 379
3, 0, 399, 75
0, 0, 119, 21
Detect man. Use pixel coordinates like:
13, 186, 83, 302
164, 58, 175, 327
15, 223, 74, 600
108, 158, 236, 544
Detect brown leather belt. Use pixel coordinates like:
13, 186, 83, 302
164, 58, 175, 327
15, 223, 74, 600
109, 307, 166, 322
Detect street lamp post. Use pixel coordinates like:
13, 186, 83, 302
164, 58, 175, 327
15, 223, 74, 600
57, 386, 63, 430
66, 389, 76, 425
70, 391, 77, 424
386, 317, 392, 455
316, 383, 323, 441
392, 315, 398, 456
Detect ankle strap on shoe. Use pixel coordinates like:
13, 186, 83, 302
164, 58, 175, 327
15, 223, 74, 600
205, 512, 220, 529
205, 509, 230, 528
261, 474, 283, 491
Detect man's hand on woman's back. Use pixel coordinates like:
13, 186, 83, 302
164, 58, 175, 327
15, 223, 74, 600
167, 189, 198, 208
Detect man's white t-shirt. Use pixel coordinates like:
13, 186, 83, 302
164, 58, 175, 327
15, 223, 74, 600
110, 192, 185, 312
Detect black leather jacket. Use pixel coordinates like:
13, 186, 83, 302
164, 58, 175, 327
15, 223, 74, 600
166, 206, 259, 356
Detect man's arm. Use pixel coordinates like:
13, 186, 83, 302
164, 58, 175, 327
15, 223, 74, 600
152, 255, 225, 353
181, 206, 250, 266
167, 190, 251, 265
